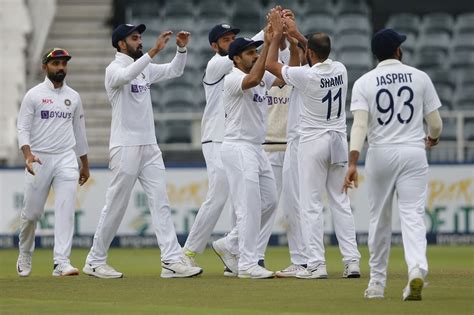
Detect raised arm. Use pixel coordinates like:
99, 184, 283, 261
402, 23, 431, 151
241, 26, 272, 90
148, 31, 190, 83
265, 9, 285, 81
106, 31, 174, 89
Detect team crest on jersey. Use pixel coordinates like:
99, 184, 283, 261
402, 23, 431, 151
64, 99, 71, 106
259, 81, 265, 87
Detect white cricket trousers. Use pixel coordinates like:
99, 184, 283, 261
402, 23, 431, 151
366, 146, 429, 287
298, 133, 360, 266
280, 139, 307, 265
221, 141, 278, 271
184, 142, 232, 253
258, 150, 285, 260
86, 145, 182, 266
19, 149, 79, 265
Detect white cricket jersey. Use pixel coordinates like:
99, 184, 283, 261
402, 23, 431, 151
286, 65, 308, 142
200, 32, 284, 144
351, 59, 442, 148
223, 68, 275, 144
282, 59, 348, 143
17, 77, 88, 156
201, 53, 233, 143
105, 50, 186, 149
264, 84, 292, 151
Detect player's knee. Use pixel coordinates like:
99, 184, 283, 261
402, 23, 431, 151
22, 208, 43, 221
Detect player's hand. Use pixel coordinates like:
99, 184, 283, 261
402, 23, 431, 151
25, 153, 42, 176
176, 31, 191, 48
155, 31, 173, 52
281, 9, 295, 21
269, 9, 284, 34
79, 166, 90, 186
283, 16, 298, 37
264, 22, 274, 44
343, 165, 358, 194
425, 136, 439, 149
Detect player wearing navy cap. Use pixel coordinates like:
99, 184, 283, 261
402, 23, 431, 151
83, 23, 202, 279
344, 28, 443, 300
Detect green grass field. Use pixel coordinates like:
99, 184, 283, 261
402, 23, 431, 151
1, 246, 473, 314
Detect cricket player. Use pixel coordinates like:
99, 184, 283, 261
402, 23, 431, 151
344, 28, 443, 300
182, 22, 287, 275
218, 22, 286, 278
181, 24, 240, 274
16, 48, 89, 277
266, 10, 361, 279
275, 39, 309, 277
83, 24, 202, 279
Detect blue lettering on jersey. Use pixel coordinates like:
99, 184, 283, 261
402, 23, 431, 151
376, 73, 413, 86
131, 83, 151, 93
267, 96, 289, 106
320, 74, 344, 88
253, 94, 266, 103
40, 110, 72, 120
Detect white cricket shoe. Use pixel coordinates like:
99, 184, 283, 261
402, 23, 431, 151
161, 260, 203, 278
212, 238, 238, 275
296, 263, 328, 279
402, 266, 425, 301
182, 249, 199, 268
364, 281, 385, 299
83, 263, 123, 279
52, 263, 79, 277
275, 264, 306, 278
223, 267, 238, 277
17, 253, 32, 277
238, 265, 275, 279
343, 260, 361, 278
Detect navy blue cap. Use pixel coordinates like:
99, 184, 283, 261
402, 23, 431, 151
228, 37, 264, 60
208, 24, 240, 45
371, 28, 406, 59
112, 23, 146, 48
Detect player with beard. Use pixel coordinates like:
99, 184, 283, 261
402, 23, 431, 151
182, 23, 274, 276
83, 24, 202, 279
16, 48, 89, 277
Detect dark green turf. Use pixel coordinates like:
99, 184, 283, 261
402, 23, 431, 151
1, 246, 473, 314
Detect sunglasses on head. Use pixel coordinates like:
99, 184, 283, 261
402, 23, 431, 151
47, 48, 70, 58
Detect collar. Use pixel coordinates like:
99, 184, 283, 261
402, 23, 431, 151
376, 59, 402, 67
43, 76, 67, 91
232, 66, 246, 75
312, 58, 333, 68
115, 51, 135, 65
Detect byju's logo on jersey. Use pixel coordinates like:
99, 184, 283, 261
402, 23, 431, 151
253, 94, 266, 103
131, 83, 151, 93
40, 110, 72, 120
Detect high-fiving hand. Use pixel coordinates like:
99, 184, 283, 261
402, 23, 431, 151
176, 31, 191, 48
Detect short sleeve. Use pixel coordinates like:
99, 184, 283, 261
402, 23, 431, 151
224, 72, 244, 96
350, 78, 369, 112
422, 72, 442, 116
281, 65, 308, 91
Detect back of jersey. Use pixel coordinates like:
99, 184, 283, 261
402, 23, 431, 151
282, 60, 348, 143
351, 59, 441, 148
